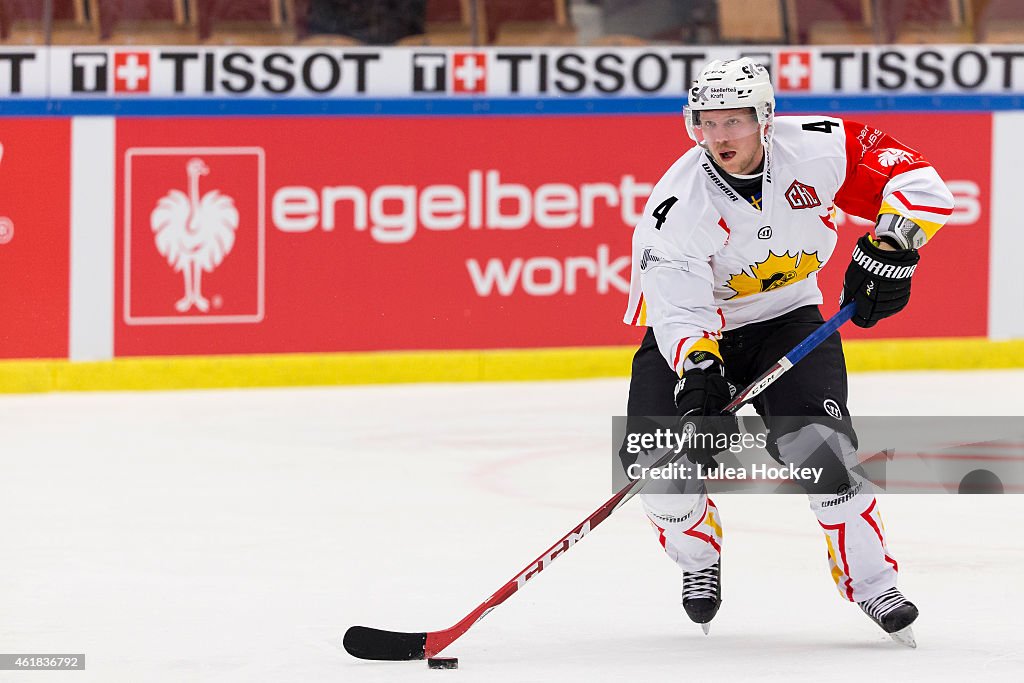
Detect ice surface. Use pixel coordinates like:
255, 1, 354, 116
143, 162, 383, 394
1, 370, 1023, 682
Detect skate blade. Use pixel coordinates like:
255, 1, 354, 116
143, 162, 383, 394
701, 623, 710, 636
889, 625, 916, 649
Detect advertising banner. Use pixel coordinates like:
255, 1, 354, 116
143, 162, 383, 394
114, 114, 670, 356
3, 46, 1024, 99
114, 112, 989, 357
0, 119, 71, 359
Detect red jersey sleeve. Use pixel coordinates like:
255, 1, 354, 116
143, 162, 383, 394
835, 120, 954, 242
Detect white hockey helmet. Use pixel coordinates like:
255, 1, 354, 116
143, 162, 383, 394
684, 58, 775, 151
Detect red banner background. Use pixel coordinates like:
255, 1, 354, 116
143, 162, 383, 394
112, 113, 989, 357
0, 119, 71, 359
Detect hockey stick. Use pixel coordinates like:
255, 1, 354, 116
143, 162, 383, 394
343, 303, 857, 661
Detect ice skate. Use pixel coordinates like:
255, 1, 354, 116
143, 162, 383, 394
858, 587, 919, 648
682, 560, 721, 634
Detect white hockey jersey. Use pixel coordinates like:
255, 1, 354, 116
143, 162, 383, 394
623, 115, 954, 375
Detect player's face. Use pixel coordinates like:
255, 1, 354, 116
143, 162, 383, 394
697, 108, 764, 175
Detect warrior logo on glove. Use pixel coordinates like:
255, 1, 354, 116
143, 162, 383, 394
840, 234, 921, 328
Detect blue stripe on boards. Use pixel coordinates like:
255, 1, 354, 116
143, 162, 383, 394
0, 94, 1020, 117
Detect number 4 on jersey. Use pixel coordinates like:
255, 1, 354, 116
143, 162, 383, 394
652, 196, 678, 230
802, 120, 839, 134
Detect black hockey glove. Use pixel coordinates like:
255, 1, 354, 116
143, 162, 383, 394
674, 354, 738, 469
840, 234, 920, 329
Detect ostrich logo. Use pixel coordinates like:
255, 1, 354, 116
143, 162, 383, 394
150, 158, 239, 312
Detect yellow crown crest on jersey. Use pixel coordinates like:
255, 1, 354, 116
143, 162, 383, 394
726, 251, 823, 299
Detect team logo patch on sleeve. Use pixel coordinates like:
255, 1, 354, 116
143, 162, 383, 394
876, 148, 916, 167
726, 250, 823, 299
785, 179, 821, 210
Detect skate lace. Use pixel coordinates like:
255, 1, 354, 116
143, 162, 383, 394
859, 587, 908, 622
682, 563, 719, 601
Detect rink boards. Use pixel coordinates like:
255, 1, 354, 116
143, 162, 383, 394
0, 107, 1021, 390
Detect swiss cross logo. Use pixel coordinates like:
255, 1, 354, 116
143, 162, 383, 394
452, 53, 486, 93
123, 147, 266, 325
785, 179, 821, 210
777, 52, 811, 91
113, 52, 151, 93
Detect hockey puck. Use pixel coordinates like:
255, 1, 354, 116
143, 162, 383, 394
427, 657, 459, 669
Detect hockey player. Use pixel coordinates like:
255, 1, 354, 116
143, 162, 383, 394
622, 58, 953, 647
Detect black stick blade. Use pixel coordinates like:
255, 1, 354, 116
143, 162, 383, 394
343, 626, 427, 661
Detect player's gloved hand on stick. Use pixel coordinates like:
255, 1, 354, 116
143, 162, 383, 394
841, 233, 920, 328
674, 351, 738, 469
